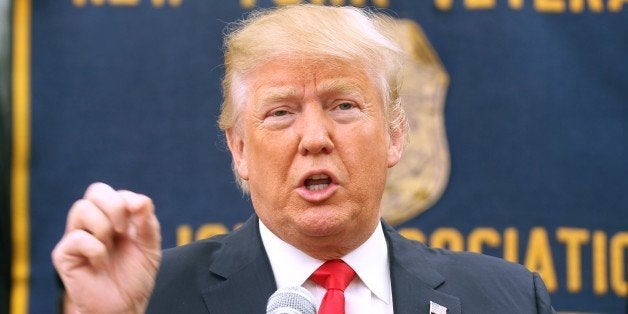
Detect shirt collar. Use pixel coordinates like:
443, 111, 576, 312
259, 219, 391, 304
259, 220, 322, 288
342, 222, 391, 304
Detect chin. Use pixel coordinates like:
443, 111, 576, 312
295, 208, 351, 237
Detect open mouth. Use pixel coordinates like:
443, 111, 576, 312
304, 174, 332, 191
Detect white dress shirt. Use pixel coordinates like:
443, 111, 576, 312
259, 219, 394, 314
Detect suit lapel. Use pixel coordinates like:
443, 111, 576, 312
201, 216, 277, 313
383, 221, 461, 314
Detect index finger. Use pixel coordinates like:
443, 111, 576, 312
118, 190, 161, 251
83, 182, 129, 233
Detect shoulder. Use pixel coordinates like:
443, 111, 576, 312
427, 248, 554, 313
160, 234, 230, 270
385, 225, 555, 313
158, 215, 261, 276
146, 216, 275, 313
150, 235, 230, 298
146, 236, 230, 313
425, 246, 532, 283
384, 223, 531, 284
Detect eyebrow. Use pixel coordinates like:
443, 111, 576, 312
257, 86, 300, 104
316, 79, 365, 99
255, 78, 367, 106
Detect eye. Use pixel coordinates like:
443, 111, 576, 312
270, 109, 290, 117
337, 102, 356, 110
263, 107, 295, 129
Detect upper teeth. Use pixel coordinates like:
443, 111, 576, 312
309, 174, 329, 180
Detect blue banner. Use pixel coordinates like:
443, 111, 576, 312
8, 0, 627, 312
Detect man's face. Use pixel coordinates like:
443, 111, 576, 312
227, 57, 404, 259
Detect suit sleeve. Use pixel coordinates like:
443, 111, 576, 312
533, 272, 557, 314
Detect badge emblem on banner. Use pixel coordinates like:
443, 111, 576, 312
378, 17, 451, 225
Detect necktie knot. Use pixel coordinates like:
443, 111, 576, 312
310, 259, 355, 291
309, 259, 355, 314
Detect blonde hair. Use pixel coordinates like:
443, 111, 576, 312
219, 5, 408, 190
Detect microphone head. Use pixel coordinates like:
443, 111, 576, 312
266, 286, 316, 314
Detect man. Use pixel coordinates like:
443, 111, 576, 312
52, 5, 555, 313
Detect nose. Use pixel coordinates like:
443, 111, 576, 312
297, 104, 334, 156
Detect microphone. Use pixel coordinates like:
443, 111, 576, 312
266, 286, 316, 314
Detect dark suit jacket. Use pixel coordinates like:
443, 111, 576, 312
147, 215, 555, 313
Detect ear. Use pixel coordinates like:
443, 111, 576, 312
386, 128, 405, 168
226, 128, 249, 180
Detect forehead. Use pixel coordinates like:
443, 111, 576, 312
245, 57, 377, 99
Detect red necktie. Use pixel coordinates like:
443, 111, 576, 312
310, 259, 356, 314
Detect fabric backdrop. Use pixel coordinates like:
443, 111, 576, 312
6, 0, 627, 313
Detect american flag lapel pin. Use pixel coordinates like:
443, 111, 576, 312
429, 301, 447, 314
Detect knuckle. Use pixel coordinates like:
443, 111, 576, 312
85, 183, 124, 210
84, 182, 108, 197
67, 199, 94, 229
89, 193, 125, 214
71, 198, 92, 212
51, 243, 62, 262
